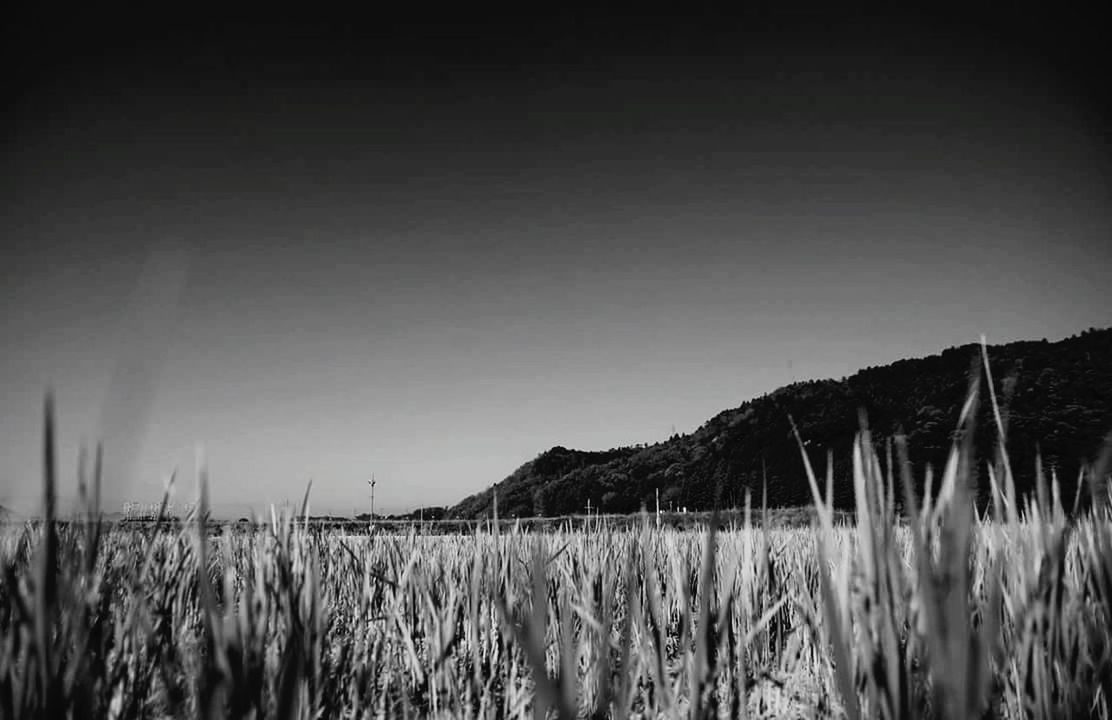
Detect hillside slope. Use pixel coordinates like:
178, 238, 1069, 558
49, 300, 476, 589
450, 328, 1112, 518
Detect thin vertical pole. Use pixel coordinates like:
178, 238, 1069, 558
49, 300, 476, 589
368, 473, 377, 525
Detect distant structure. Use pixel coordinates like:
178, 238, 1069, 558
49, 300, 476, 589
368, 474, 377, 520
124, 501, 178, 521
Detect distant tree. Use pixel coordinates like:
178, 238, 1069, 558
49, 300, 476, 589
532, 486, 548, 517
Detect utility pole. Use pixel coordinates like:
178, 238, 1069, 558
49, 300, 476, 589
368, 474, 377, 522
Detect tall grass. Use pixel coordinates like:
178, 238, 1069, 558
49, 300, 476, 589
1, 350, 1110, 718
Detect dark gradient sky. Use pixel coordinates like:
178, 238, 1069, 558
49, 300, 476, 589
3, 11, 1110, 517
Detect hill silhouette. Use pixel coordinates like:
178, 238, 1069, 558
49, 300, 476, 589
449, 328, 1112, 518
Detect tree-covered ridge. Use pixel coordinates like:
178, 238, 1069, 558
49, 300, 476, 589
450, 328, 1112, 519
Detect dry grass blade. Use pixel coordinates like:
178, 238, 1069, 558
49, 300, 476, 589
35, 392, 59, 716
792, 415, 861, 720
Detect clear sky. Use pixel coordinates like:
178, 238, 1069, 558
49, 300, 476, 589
3, 11, 1110, 518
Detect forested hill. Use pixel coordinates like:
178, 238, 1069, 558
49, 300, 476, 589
449, 328, 1112, 519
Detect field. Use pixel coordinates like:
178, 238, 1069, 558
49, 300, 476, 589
3, 369, 1112, 718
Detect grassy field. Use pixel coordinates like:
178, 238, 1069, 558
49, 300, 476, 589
2, 355, 1111, 718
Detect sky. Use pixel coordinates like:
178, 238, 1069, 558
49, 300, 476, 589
2, 10, 1110, 518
